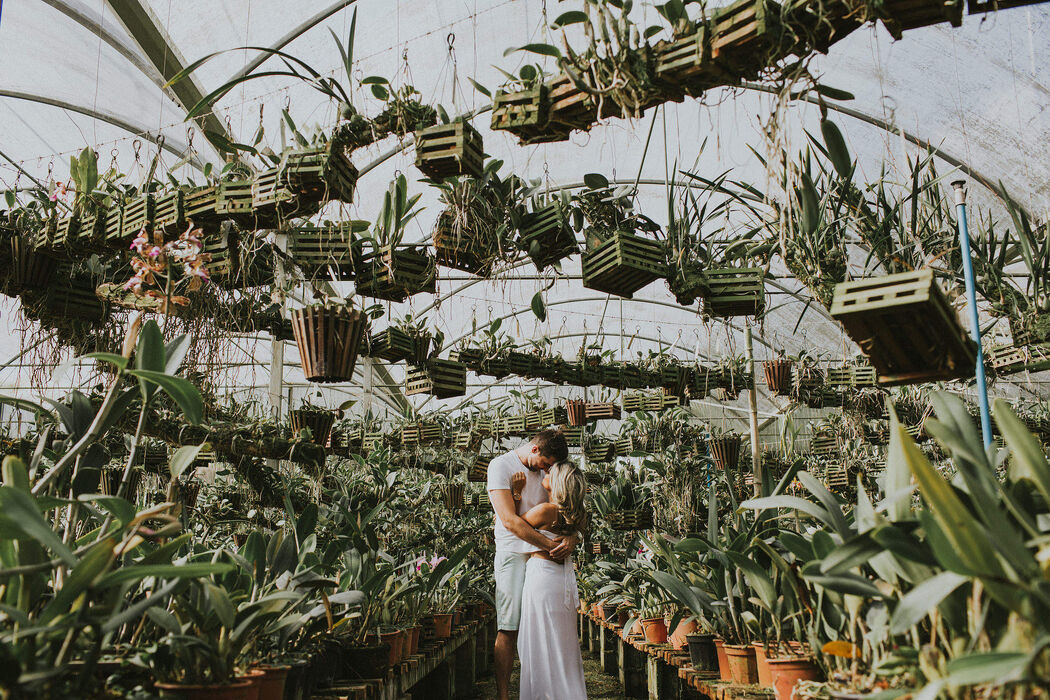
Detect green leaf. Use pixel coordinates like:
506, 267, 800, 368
994, 399, 1050, 505
77, 495, 135, 525
125, 370, 204, 425
146, 607, 183, 635
814, 84, 855, 101
96, 562, 234, 588
468, 78, 491, 98
740, 494, 839, 531
164, 334, 191, 375
944, 651, 1028, 686
168, 444, 204, 482
583, 173, 610, 190
83, 352, 129, 370
0, 486, 76, 566
890, 571, 967, 634
820, 119, 852, 180
39, 539, 114, 624
531, 292, 546, 322
370, 84, 389, 100
504, 43, 562, 59
205, 582, 236, 628
804, 571, 884, 598
0, 394, 55, 422
552, 10, 588, 26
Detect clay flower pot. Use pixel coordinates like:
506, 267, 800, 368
686, 633, 718, 673
379, 629, 405, 666
640, 617, 668, 644
768, 656, 822, 700
404, 626, 422, 656
617, 609, 631, 628
250, 665, 289, 700
154, 680, 255, 700
715, 638, 730, 681
669, 618, 698, 650
753, 642, 773, 686
723, 644, 759, 685
431, 613, 453, 639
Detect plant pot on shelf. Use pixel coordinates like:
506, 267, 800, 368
581, 231, 666, 299
830, 269, 977, 386
378, 629, 405, 667
686, 634, 719, 673
355, 247, 436, 302
282, 659, 312, 700
414, 121, 485, 179
289, 409, 335, 445
768, 656, 822, 700
763, 359, 793, 396
406, 359, 467, 399
154, 680, 255, 699
710, 435, 742, 470
669, 618, 698, 651
715, 638, 731, 681
701, 267, 766, 318
723, 643, 759, 685
291, 305, 367, 383
640, 617, 668, 644
431, 613, 453, 639
601, 602, 619, 620
250, 664, 289, 700
753, 642, 773, 686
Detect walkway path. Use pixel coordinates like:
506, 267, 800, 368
472, 650, 624, 699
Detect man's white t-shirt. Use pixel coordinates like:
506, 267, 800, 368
487, 451, 547, 553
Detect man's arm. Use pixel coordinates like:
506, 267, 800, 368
549, 533, 579, 560
490, 489, 556, 553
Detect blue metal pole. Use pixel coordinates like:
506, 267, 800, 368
952, 180, 993, 448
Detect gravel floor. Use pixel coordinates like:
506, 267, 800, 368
471, 650, 625, 699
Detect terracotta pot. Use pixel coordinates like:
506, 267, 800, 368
715, 638, 730, 681
640, 617, 668, 644
404, 626, 421, 656
669, 618, 698, 650
686, 633, 718, 673
601, 602, 618, 621
154, 680, 255, 700
452, 608, 461, 627
379, 629, 404, 666
431, 613, 453, 639
249, 665, 288, 700
753, 642, 773, 686
723, 644, 759, 685
592, 603, 603, 620
617, 609, 631, 628
768, 656, 822, 700
236, 669, 264, 700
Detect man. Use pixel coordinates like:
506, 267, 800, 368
488, 429, 577, 700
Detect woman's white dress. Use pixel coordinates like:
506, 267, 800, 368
517, 541, 588, 700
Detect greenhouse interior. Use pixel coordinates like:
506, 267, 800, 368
1, 0, 1049, 698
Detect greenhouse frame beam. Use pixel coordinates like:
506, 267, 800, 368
0, 90, 202, 170
105, 0, 240, 164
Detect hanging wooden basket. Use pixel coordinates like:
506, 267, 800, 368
289, 409, 336, 445
121, 193, 155, 240
830, 269, 976, 386
872, 0, 963, 41
810, 434, 838, 457
368, 326, 417, 363
214, 179, 255, 225
763, 359, 793, 395
415, 121, 485, 179
291, 305, 368, 383
517, 202, 578, 270
443, 483, 466, 511
607, 509, 654, 531
710, 0, 790, 80
701, 267, 765, 317
581, 231, 666, 299
654, 24, 723, 97
585, 440, 614, 463
467, 455, 490, 482
290, 223, 361, 281
183, 185, 219, 227
406, 358, 467, 399
491, 83, 550, 139
9, 237, 57, 292
355, 247, 436, 302
709, 435, 742, 470
566, 399, 587, 427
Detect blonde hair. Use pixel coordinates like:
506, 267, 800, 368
548, 461, 589, 535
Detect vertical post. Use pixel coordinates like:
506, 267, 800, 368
267, 231, 287, 470
744, 326, 762, 497
952, 180, 993, 448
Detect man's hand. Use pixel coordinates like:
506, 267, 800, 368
548, 533, 578, 562
510, 471, 526, 503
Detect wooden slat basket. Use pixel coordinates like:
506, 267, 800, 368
581, 231, 666, 299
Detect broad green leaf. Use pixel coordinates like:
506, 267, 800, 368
740, 494, 839, 531
83, 352, 128, 370
169, 444, 204, 482
0, 486, 76, 566
889, 571, 967, 634
552, 10, 588, 26
97, 562, 234, 587
205, 582, 236, 628
467, 78, 491, 98
804, 571, 884, 598
994, 398, 1050, 505
503, 43, 562, 58
796, 471, 850, 536
146, 607, 183, 635
125, 370, 204, 425
944, 651, 1027, 686
2, 456, 30, 492
164, 334, 191, 375
819, 534, 882, 575
820, 119, 851, 179
39, 540, 113, 624
583, 173, 610, 190
78, 495, 135, 525
884, 408, 916, 522
531, 292, 546, 321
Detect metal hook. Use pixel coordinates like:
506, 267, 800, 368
185, 128, 195, 150
132, 139, 142, 161
447, 33, 456, 50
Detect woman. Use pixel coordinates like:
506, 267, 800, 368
512, 461, 590, 700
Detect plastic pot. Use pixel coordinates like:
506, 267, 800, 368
723, 644, 759, 685
431, 613, 453, 639
154, 680, 255, 700
340, 644, 390, 681
640, 617, 668, 644
768, 656, 822, 700
281, 659, 311, 700
686, 633, 718, 673
249, 665, 288, 700
669, 618, 697, 650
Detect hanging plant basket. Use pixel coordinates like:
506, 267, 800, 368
591, 542, 611, 556
505, 350, 537, 377
763, 359, 793, 396
561, 426, 585, 447
654, 24, 723, 97
290, 223, 361, 281
406, 358, 467, 399
566, 399, 587, 427
8, 237, 57, 292
988, 342, 1050, 376
825, 367, 853, 387
701, 267, 766, 318
607, 509, 654, 531
369, 326, 430, 364
581, 231, 666, 299
517, 202, 578, 270
414, 121, 485, 179
585, 402, 622, 421
498, 414, 528, 437
289, 409, 336, 445
709, 434, 742, 470
183, 185, 219, 227
467, 455, 490, 482
153, 189, 186, 233
121, 193, 155, 240
810, 434, 838, 457
830, 269, 977, 386
710, 0, 790, 80
355, 247, 436, 302
871, 0, 963, 41
851, 363, 878, 387
471, 492, 491, 508
443, 483, 466, 511
100, 468, 142, 501
33, 271, 108, 322
585, 440, 614, 463
176, 480, 200, 509
291, 305, 368, 383
215, 179, 255, 225
491, 82, 550, 139
363, 431, 386, 452
280, 141, 359, 203
614, 435, 635, 457
432, 218, 500, 276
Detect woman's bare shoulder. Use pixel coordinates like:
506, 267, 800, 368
523, 501, 559, 528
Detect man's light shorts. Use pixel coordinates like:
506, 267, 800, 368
494, 551, 531, 631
